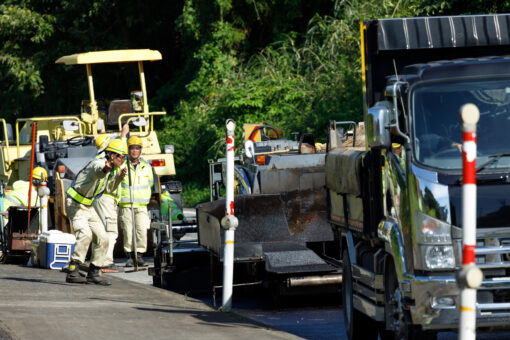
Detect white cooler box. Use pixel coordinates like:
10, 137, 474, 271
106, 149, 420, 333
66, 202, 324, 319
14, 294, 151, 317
39, 230, 76, 270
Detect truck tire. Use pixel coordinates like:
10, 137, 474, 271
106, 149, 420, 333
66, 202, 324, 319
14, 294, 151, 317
342, 249, 378, 340
384, 261, 436, 340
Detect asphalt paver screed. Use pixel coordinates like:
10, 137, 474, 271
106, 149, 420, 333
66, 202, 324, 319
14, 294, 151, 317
0, 264, 299, 340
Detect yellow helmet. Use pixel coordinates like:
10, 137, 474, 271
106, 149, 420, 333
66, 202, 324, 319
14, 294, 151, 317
105, 139, 128, 155
128, 136, 143, 147
95, 135, 111, 151
32, 167, 48, 182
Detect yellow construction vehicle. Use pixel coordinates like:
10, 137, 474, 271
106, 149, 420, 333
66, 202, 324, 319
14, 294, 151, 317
0, 49, 183, 233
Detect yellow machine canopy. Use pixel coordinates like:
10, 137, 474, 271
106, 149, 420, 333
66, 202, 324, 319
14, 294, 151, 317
55, 49, 162, 65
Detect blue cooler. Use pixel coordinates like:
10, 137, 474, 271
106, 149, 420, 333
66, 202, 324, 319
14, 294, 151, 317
39, 230, 76, 269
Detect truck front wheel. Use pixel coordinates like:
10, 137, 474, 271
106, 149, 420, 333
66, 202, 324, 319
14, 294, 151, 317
384, 261, 436, 340
342, 249, 378, 340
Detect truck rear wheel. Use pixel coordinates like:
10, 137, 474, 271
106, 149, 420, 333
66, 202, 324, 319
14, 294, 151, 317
384, 261, 436, 340
342, 249, 378, 340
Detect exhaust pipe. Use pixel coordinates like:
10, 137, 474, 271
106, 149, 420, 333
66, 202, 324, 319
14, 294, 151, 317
287, 274, 342, 287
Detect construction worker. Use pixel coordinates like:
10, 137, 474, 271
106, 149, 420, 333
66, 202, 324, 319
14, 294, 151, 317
65, 139, 127, 285
3, 167, 47, 212
95, 134, 112, 157
119, 136, 153, 267
92, 125, 129, 273
95, 124, 129, 159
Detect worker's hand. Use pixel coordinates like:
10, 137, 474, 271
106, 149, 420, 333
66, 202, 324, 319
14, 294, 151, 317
103, 159, 113, 173
121, 124, 130, 138
120, 166, 127, 178
452, 142, 462, 152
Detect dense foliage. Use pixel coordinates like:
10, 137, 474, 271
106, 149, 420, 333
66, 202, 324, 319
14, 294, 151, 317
157, 0, 426, 182
0, 0, 506, 203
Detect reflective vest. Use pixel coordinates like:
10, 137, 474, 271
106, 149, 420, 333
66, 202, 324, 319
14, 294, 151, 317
3, 180, 38, 211
67, 158, 110, 206
119, 158, 153, 208
103, 170, 122, 202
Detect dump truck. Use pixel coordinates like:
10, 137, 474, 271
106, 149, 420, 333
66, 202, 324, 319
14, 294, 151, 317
0, 49, 185, 246
329, 14, 510, 340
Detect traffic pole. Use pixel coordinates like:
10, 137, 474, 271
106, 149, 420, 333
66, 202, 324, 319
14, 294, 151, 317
221, 119, 238, 312
457, 103, 483, 340
38, 181, 50, 233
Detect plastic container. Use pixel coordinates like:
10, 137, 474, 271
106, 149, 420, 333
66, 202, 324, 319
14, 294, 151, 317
39, 230, 76, 270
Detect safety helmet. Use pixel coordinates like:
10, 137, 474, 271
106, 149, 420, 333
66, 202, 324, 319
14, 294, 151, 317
32, 167, 48, 182
95, 135, 111, 151
128, 136, 143, 148
105, 139, 128, 155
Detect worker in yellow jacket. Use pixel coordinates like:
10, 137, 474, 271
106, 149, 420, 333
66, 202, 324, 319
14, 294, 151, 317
119, 136, 153, 267
2, 167, 47, 225
4, 167, 46, 210
65, 139, 127, 285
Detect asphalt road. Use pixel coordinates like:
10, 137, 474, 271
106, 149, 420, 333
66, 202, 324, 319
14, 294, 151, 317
0, 263, 298, 340
110, 259, 510, 340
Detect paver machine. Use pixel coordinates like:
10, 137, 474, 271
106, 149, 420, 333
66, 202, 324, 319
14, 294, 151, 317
0, 50, 185, 255
152, 123, 345, 300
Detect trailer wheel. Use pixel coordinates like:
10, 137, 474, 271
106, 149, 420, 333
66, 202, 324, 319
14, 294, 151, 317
342, 249, 378, 340
384, 262, 436, 340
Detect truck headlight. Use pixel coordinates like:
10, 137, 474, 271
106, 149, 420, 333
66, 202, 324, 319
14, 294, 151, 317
415, 211, 455, 270
425, 245, 455, 269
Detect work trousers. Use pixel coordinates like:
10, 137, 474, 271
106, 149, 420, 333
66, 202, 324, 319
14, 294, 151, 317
93, 194, 118, 266
119, 206, 149, 253
66, 197, 108, 267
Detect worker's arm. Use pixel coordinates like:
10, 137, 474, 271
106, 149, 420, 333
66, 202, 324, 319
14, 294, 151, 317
111, 166, 127, 191
121, 124, 129, 138
91, 159, 110, 178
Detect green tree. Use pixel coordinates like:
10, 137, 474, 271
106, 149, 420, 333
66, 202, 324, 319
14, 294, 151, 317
158, 0, 426, 185
0, 3, 54, 118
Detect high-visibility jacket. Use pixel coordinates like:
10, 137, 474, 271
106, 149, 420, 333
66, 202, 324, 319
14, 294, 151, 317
67, 158, 110, 206
119, 158, 153, 208
102, 166, 122, 203
3, 180, 38, 211
95, 156, 122, 203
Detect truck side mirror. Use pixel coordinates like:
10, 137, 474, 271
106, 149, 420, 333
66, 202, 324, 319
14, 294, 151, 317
366, 101, 391, 148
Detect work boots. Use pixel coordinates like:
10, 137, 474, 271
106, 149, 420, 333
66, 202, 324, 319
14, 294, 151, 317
125, 252, 134, 267
66, 261, 87, 284
87, 264, 112, 286
137, 253, 147, 267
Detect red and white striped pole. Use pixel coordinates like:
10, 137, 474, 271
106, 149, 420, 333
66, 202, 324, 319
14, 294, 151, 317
457, 103, 483, 340
221, 119, 238, 312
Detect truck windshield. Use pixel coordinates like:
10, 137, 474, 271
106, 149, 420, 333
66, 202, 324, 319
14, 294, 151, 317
412, 78, 510, 171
